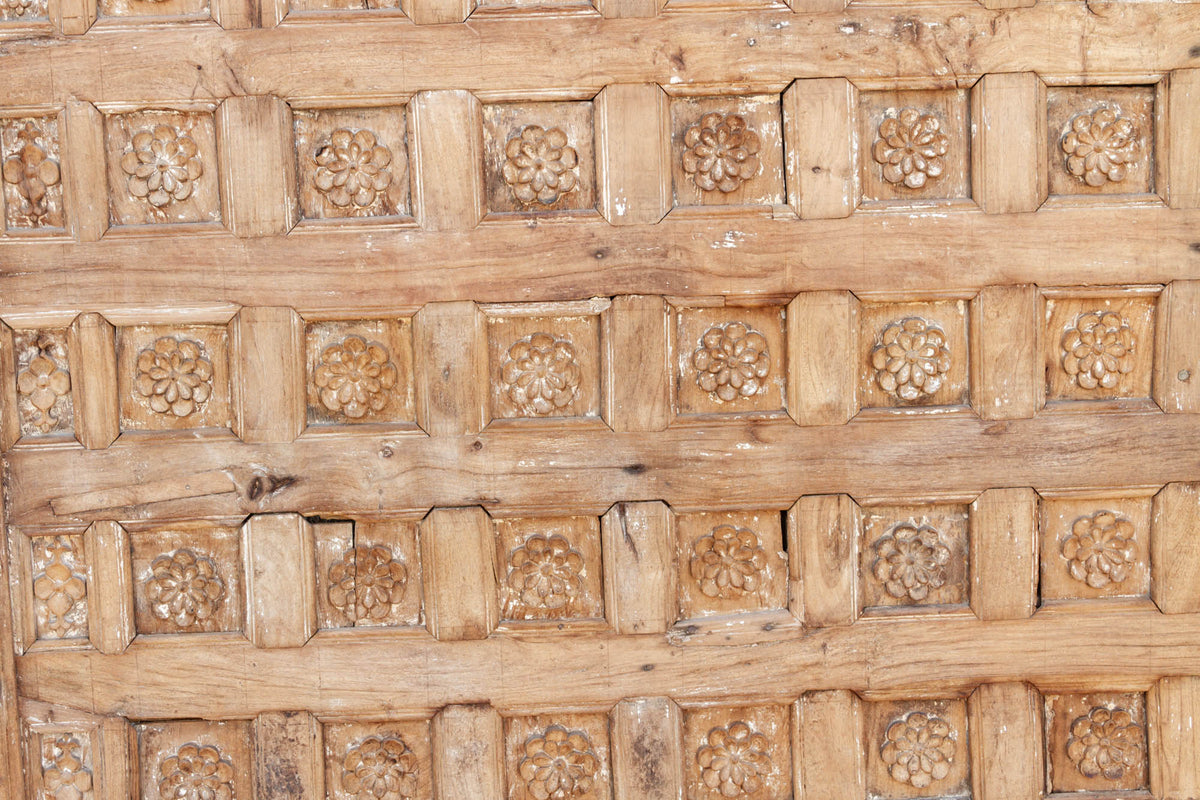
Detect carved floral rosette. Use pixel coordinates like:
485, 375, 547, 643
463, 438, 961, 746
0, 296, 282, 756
871, 520, 951, 602
500, 332, 582, 417
695, 721, 773, 797
1066, 706, 1145, 780
880, 712, 956, 789
517, 725, 599, 800
32, 535, 88, 640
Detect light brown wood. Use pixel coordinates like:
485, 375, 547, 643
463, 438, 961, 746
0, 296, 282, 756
216, 96, 298, 237
410, 91, 485, 232
794, 690, 864, 800
432, 705, 505, 800
1150, 676, 1200, 800
968, 683, 1041, 800
970, 285, 1040, 420
413, 301, 487, 437
243, 513, 317, 648
969, 488, 1037, 621
48, 0, 94, 34
609, 295, 669, 432
971, 73, 1046, 214
601, 502, 673, 636
783, 78, 857, 219
787, 291, 858, 426
97, 716, 134, 800
419, 507, 498, 641
1152, 482, 1200, 614
610, 697, 682, 800
596, 0, 659, 19
0, 323, 18, 451
1154, 280, 1200, 413
403, 0, 473, 25
231, 306, 305, 443
1165, 69, 1200, 209
66, 313, 119, 450
61, 101, 107, 242
0, 503, 22, 800
83, 520, 134, 655
595, 84, 671, 226
254, 712, 323, 800
792, 495, 859, 628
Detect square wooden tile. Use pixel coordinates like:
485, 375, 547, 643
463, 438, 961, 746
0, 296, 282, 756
866, 698, 970, 800
676, 510, 787, 621
324, 719, 432, 800
859, 300, 970, 410
130, 524, 243, 635
504, 713, 611, 800
105, 110, 221, 226
1047, 85, 1156, 197
100, 0, 208, 17
316, 520, 422, 629
683, 704, 791, 800
674, 304, 786, 417
289, 0, 398, 11
117, 324, 230, 432
670, 94, 784, 208
1045, 692, 1148, 794
293, 106, 411, 221
860, 503, 969, 614
305, 318, 416, 426
2, 116, 65, 232
496, 515, 604, 623
1044, 292, 1157, 402
859, 88, 971, 204
13, 328, 74, 439
1040, 496, 1151, 602
486, 313, 601, 422
136, 721, 252, 800
483, 101, 595, 215
29, 533, 89, 641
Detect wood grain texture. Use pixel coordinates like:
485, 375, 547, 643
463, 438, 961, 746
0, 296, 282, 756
49, 0, 94, 34
0, 323, 18, 451
216, 96, 298, 237
61, 101, 107, 242
420, 507, 498, 641
595, 84, 671, 226
1152, 482, 1200, 615
231, 306, 305, 442
794, 691, 864, 800
413, 301, 487, 436
1165, 69, 1200, 209
96, 716, 134, 800
611, 698, 683, 800
254, 712, 323, 800
83, 520, 134, 655
601, 501, 674, 635
243, 513, 317, 648
403, 0, 473, 25
968, 682, 1042, 800
0, 502, 23, 800
66, 313, 119, 450
783, 78, 857, 219
787, 291, 858, 426
969, 488, 1036, 621
971, 73, 1046, 215
410, 91, 485, 232
1150, 676, 1200, 800
793, 495, 858, 628
1154, 280, 1200, 413
432, 705, 504, 800
609, 295, 669, 432
970, 285, 1040, 420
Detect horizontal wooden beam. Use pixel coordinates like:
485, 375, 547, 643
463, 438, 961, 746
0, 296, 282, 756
7, 410, 1200, 527
15, 608, 1200, 718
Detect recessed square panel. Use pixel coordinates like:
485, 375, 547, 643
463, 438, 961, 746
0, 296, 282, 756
682, 704, 792, 800
2, 116, 64, 232
324, 719, 433, 800
29, 533, 89, 642
1047, 85, 1156, 198
12, 328, 74, 439
117, 324, 231, 432
1045, 692, 1148, 794
130, 524, 244, 635
859, 88, 971, 205
676, 509, 787, 621
674, 304, 786, 417
1040, 495, 1151, 602
136, 721, 252, 800
866, 698, 971, 800
486, 313, 602, 422
504, 713, 611, 800
496, 515, 604, 624
1043, 291, 1157, 403
670, 94, 784, 209
305, 318, 416, 426
482, 101, 595, 215
860, 503, 969, 615
315, 520, 423, 629
858, 300, 970, 410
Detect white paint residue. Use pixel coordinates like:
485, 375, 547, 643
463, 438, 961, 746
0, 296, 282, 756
712, 230, 747, 249
669, 76, 682, 84
735, 442, 752, 450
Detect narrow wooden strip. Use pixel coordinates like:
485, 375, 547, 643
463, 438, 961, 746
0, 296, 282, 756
48, 0, 96, 34
968, 682, 1042, 800
84, 520, 134, 655
216, 97, 299, 237
794, 690, 864, 800
783, 78, 857, 219
971, 72, 1046, 214
793, 495, 859, 628
432, 705, 503, 800
969, 488, 1037, 621
95, 717, 134, 800
787, 291, 858, 426
1153, 281, 1200, 413
66, 313, 119, 451
0, 504, 25, 800
231, 306, 306, 443
410, 91, 485, 232
49, 469, 237, 517
242, 513, 317, 649
61, 101, 107, 243
0, 321, 18, 451
212, 0, 255, 30
1149, 676, 1200, 800
420, 507, 498, 641
413, 301, 487, 437
609, 296, 670, 432
601, 501, 675, 635
970, 285, 1040, 420
611, 697, 683, 800
254, 712, 324, 800
1165, 69, 1200, 209
1151, 482, 1200, 614
595, 83, 671, 226
6, 532, 35, 654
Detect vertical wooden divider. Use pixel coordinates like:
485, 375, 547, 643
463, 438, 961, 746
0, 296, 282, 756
595, 84, 672, 226
0, 508, 24, 800
611, 697, 684, 800
1150, 677, 1200, 800
213, 0, 287, 29
971, 73, 1046, 214
596, 0, 659, 19
0, 321, 18, 451
84, 520, 134, 655
255, 712, 324, 800
217, 97, 299, 237
791, 495, 859, 627
609, 296, 670, 432
49, 0, 96, 34
413, 301, 488, 436
243, 513, 317, 649
1153, 281, 1200, 413
970, 285, 1041, 420
231, 306, 306, 443
783, 79, 858, 219
410, 91, 486, 231
432, 705, 505, 800
62, 101, 108, 242
67, 312, 120, 449
402, 0, 473, 24
968, 683, 1042, 800
420, 508, 498, 641
794, 691, 864, 799
969, 488, 1038, 621
1165, 69, 1200, 209
96, 716, 134, 800
601, 501, 675, 635
787, 291, 859, 426
1151, 482, 1200, 614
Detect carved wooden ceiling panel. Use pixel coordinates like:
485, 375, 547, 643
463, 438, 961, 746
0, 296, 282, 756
2, 0, 1200, 798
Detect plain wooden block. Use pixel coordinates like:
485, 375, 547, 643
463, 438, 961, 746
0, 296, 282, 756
433, 705, 504, 800
410, 91, 485, 231
971, 73, 1046, 213
48, 0, 95, 34
970, 285, 1041, 419
231, 307, 305, 443
1151, 482, 1200, 614
413, 301, 487, 437
402, 0, 473, 24
611, 698, 683, 800
62, 101, 108, 242
609, 296, 669, 432
969, 488, 1037, 621
0, 322, 18, 451
255, 712, 324, 800
787, 291, 859, 425
602, 501, 675, 635
1165, 69, 1200, 208
217, 96, 299, 237
783, 79, 857, 219
67, 313, 119, 450
786, 0, 848, 10
968, 683, 1042, 800
791, 495, 859, 628
596, 0, 660, 18
84, 520, 134, 655
595, 84, 671, 226
420, 507, 498, 641
96, 717, 135, 800
243, 514, 316, 649
1150, 677, 1200, 800
1153, 281, 1200, 413
794, 691, 864, 799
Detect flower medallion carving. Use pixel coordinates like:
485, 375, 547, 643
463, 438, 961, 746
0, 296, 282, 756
157, 743, 235, 800
1060, 310, 1135, 391
314, 129, 394, 210
134, 337, 215, 418
32, 535, 87, 639
2, 121, 62, 227
502, 125, 579, 206
681, 113, 762, 194
341, 735, 419, 800
690, 524, 768, 600
871, 520, 951, 602
1062, 511, 1137, 589
692, 322, 771, 403
42, 734, 93, 800
1, 0, 45, 17
16, 332, 71, 435
120, 125, 203, 209
327, 545, 408, 623
314, 335, 399, 420
506, 533, 585, 611
871, 108, 948, 189
870, 317, 951, 402
500, 333, 582, 417
880, 712, 956, 788
517, 725, 600, 800
1066, 706, 1145, 780
695, 721, 773, 797
1061, 108, 1139, 187
145, 548, 227, 631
